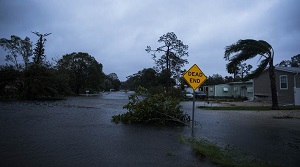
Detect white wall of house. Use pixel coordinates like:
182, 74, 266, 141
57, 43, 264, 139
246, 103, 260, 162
295, 87, 300, 106
203, 81, 253, 99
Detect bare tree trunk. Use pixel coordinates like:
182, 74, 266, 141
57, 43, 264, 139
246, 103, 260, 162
269, 58, 279, 110
166, 48, 170, 93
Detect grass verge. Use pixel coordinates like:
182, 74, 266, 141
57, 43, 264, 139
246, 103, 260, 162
179, 136, 277, 167
198, 105, 300, 110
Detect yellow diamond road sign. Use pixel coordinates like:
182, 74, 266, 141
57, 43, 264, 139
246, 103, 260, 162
183, 64, 207, 91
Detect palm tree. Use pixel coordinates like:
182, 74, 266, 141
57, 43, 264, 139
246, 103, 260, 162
224, 39, 279, 110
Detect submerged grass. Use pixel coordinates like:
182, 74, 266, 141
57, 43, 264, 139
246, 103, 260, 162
178, 136, 277, 167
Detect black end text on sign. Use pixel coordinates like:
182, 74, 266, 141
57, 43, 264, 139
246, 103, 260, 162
188, 71, 202, 83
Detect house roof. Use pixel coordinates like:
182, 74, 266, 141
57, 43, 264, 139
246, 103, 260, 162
275, 66, 300, 73
228, 80, 253, 85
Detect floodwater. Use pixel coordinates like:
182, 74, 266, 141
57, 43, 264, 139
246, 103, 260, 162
0, 92, 299, 167
181, 101, 300, 167
0, 92, 213, 167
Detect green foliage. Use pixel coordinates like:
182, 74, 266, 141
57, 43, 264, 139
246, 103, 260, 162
146, 32, 189, 92
112, 89, 190, 126
277, 54, 300, 67
20, 65, 59, 99
180, 136, 276, 167
146, 32, 189, 74
228, 63, 252, 80
106, 73, 121, 91
1, 33, 107, 100
0, 65, 21, 98
224, 39, 273, 81
135, 85, 149, 94
148, 85, 165, 95
32, 32, 51, 66
56, 52, 105, 94
0, 35, 32, 69
224, 39, 279, 110
124, 67, 182, 96
101, 79, 113, 91
0, 33, 65, 100
203, 74, 225, 86
291, 54, 300, 67
125, 68, 159, 91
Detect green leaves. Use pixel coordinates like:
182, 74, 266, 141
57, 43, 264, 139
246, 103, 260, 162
224, 39, 279, 109
112, 92, 190, 126
32, 32, 51, 66
224, 39, 274, 80
56, 52, 105, 94
0, 35, 33, 70
146, 32, 189, 92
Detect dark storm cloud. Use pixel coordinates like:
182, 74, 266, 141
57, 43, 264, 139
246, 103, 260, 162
1, 0, 299, 81
0, 1, 47, 36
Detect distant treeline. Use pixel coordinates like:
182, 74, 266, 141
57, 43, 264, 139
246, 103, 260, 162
0, 33, 120, 100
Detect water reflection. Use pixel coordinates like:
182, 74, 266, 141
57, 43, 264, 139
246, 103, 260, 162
1, 92, 299, 167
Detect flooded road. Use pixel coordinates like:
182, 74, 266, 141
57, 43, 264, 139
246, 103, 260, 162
0, 92, 299, 167
181, 101, 300, 167
0, 92, 213, 167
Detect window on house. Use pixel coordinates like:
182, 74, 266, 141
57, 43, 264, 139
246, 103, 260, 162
280, 75, 288, 89
247, 87, 253, 93
223, 87, 228, 92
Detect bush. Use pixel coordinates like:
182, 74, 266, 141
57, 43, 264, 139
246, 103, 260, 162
112, 91, 190, 126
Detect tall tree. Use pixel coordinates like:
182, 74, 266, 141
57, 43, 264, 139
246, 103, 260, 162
226, 62, 252, 80
101, 79, 113, 91
125, 68, 158, 91
290, 54, 300, 67
203, 74, 225, 86
107, 73, 119, 80
107, 73, 121, 91
57, 52, 105, 94
277, 54, 300, 67
32, 31, 51, 66
0, 33, 57, 99
237, 63, 252, 79
0, 65, 21, 97
0, 35, 32, 69
21, 32, 55, 99
224, 76, 234, 83
276, 60, 291, 67
146, 32, 189, 92
224, 39, 279, 109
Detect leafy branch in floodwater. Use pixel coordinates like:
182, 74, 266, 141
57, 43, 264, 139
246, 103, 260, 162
112, 87, 190, 126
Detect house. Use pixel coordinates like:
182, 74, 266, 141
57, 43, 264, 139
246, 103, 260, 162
229, 81, 254, 99
204, 84, 232, 97
253, 67, 300, 105
203, 80, 253, 99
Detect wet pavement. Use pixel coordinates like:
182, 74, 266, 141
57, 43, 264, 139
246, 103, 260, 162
0, 91, 299, 167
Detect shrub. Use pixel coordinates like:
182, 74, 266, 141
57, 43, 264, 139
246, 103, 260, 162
112, 91, 190, 126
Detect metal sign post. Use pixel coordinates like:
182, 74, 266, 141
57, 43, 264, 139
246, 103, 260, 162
183, 64, 207, 137
192, 89, 195, 137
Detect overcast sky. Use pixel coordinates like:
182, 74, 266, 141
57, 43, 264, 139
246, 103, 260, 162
1, 0, 300, 81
